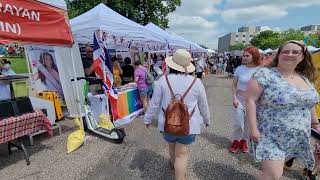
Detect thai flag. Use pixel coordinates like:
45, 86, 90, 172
93, 30, 119, 120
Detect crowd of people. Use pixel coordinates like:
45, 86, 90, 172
79, 42, 320, 180
151, 43, 319, 180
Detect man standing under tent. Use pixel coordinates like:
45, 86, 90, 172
82, 46, 101, 93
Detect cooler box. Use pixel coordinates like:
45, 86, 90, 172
11, 80, 29, 98
38, 91, 63, 120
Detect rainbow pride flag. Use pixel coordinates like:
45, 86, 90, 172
115, 88, 143, 119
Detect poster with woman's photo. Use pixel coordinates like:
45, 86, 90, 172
26, 45, 64, 98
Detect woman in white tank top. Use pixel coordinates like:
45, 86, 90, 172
229, 47, 261, 153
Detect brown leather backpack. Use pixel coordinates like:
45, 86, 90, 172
162, 76, 197, 136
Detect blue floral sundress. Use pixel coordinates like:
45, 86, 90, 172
253, 67, 320, 169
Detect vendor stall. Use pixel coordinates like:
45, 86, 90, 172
114, 85, 143, 126
0, 0, 79, 163
70, 3, 167, 126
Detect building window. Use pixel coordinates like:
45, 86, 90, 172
242, 41, 246, 44
236, 35, 238, 37
243, 34, 246, 37
250, 34, 253, 37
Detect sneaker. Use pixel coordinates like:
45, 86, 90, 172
229, 140, 240, 153
303, 168, 318, 180
284, 158, 295, 170
239, 139, 249, 153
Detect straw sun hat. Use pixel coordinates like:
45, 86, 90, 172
165, 49, 195, 73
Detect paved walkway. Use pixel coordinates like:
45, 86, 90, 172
0, 74, 302, 180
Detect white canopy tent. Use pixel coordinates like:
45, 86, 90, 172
308, 45, 320, 52
206, 49, 216, 53
70, 3, 166, 48
258, 49, 264, 54
172, 34, 206, 52
23, 0, 85, 117
145, 23, 190, 49
264, 48, 273, 53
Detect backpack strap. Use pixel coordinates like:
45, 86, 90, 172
162, 75, 174, 114
181, 77, 197, 101
165, 75, 175, 98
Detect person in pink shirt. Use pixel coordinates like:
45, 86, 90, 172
134, 61, 152, 112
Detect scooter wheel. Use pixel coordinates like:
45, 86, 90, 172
114, 138, 124, 144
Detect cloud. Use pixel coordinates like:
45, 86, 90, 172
221, 0, 320, 22
221, 5, 287, 23
167, 0, 221, 48
224, 0, 320, 9
260, 26, 282, 32
173, 0, 221, 16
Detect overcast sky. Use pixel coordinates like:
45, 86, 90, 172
167, 0, 320, 49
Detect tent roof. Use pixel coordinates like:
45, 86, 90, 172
70, 4, 166, 45
308, 45, 320, 52
37, 0, 67, 10
206, 49, 215, 53
145, 23, 190, 49
173, 34, 206, 52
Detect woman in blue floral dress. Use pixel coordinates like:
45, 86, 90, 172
246, 40, 320, 180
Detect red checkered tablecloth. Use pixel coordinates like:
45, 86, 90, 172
0, 110, 53, 144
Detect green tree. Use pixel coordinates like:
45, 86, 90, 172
230, 43, 249, 51
279, 29, 304, 44
250, 30, 306, 50
66, 0, 181, 29
250, 30, 281, 50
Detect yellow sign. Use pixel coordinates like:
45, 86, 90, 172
312, 51, 320, 117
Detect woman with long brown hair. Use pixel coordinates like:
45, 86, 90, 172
246, 40, 320, 179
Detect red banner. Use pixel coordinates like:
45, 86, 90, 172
0, 0, 73, 46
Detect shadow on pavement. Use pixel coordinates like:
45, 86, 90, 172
193, 160, 256, 180
200, 132, 260, 168
0, 136, 50, 170
217, 76, 234, 79
129, 149, 174, 180
200, 132, 304, 179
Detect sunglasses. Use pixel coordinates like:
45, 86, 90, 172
280, 50, 303, 56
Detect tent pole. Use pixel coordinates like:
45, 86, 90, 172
70, 44, 84, 128
23, 46, 35, 97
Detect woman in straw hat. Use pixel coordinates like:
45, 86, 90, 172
144, 49, 210, 180
246, 40, 320, 179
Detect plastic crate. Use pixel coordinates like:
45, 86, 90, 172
11, 80, 29, 98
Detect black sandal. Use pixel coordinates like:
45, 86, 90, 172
303, 168, 318, 180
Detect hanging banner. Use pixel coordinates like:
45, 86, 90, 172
26, 45, 64, 98
0, 0, 73, 46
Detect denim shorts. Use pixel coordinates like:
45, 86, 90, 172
139, 86, 153, 97
163, 133, 196, 145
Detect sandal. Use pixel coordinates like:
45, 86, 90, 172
303, 168, 318, 180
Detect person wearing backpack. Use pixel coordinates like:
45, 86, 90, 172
143, 49, 210, 180
134, 61, 153, 112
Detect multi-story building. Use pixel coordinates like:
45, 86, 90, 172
218, 26, 262, 52
300, 25, 320, 35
